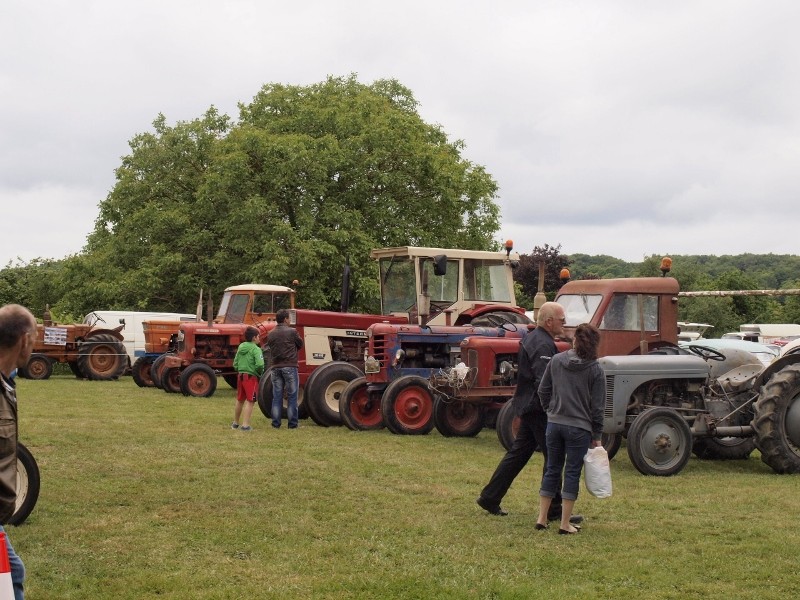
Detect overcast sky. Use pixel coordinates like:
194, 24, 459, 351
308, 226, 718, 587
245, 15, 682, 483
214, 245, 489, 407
2, 0, 799, 268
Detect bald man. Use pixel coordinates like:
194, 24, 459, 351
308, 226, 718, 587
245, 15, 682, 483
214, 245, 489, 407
477, 301, 582, 525
0, 304, 37, 599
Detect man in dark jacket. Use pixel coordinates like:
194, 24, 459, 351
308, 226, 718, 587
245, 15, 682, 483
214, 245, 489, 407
266, 309, 303, 429
477, 301, 582, 524
0, 304, 37, 599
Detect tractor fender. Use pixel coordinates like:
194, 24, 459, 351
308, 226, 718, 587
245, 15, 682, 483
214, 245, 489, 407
754, 352, 800, 390
82, 327, 125, 342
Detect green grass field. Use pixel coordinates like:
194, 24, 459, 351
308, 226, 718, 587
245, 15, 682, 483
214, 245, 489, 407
10, 375, 800, 599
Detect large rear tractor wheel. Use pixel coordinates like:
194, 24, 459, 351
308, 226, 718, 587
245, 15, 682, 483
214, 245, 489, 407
150, 354, 169, 390
160, 367, 182, 394
256, 370, 306, 420
77, 334, 127, 380
131, 357, 155, 387
753, 363, 800, 473
627, 407, 692, 476
433, 396, 484, 437
9, 443, 40, 526
692, 436, 756, 460
180, 363, 218, 398
496, 400, 520, 451
23, 354, 53, 380
304, 362, 362, 427
380, 376, 435, 435
339, 377, 384, 431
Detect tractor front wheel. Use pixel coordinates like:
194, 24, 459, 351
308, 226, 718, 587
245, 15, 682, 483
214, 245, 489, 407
433, 396, 484, 437
495, 400, 520, 451
339, 377, 383, 431
23, 354, 53, 380
180, 363, 217, 398
160, 367, 182, 394
627, 407, 692, 476
131, 357, 155, 387
380, 376, 435, 435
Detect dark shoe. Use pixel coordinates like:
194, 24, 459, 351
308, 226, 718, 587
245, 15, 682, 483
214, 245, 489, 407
558, 527, 580, 535
476, 497, 508, 516
569, 514, 584, 525
548, 513, 584, 525
534, 523, 548, 531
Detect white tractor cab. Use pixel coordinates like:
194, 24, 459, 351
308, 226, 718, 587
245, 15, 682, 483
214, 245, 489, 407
83, 311, 197, 365
371, 242, 529, 326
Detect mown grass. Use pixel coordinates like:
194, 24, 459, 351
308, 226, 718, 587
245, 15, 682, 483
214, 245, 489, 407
11, 375, 800, 599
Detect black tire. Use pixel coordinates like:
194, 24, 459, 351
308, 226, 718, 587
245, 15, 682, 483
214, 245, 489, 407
131, 357, 155, 387
380, 375, 435, 435
256, 370, 306, 420
222, 374, 238, 389
77, 334, 127, 380
23, 354, 53, 380
304, 362, 363, 427
68, 361, 83, 379
8, 443, 40, 526
339, 377, 384, 431
496, 400, 520, 452
692, 437, 756, 460
602, 432, 623, 460
150, 354, 169, 390
433, 396, 484, 437
180, 363, 218, 398
753, 363, 800, 473
626, 407, 692, 476
160, 367, 182, 394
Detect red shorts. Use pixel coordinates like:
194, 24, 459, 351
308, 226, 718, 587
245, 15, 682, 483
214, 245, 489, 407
236, 373, 259, 402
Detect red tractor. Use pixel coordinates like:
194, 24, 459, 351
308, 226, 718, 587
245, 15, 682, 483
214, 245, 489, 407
443, 274, 683, 448
21, 309, 127, 381
338, 243, 534, 434
155, 284, 295, 395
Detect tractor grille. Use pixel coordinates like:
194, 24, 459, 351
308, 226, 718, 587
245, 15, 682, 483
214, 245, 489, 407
369, 334, 388, 370
604, 375, 615, 419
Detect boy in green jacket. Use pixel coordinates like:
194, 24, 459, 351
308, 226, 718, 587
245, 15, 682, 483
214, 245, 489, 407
231, 326, 264, 431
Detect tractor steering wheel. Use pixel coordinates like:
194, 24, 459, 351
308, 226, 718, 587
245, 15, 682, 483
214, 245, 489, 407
687, 345, 727, 362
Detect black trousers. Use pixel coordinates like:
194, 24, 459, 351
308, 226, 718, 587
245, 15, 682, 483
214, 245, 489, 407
480, 410, 563, 518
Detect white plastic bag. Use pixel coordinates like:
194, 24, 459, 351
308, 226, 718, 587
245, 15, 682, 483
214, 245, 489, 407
583, 446, 612, 498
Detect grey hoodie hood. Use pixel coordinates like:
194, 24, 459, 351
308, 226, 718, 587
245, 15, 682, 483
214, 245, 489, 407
562, 348, 597, 371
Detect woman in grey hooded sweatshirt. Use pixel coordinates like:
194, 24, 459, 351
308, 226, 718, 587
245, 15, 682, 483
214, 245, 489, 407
535, 323, 605, 534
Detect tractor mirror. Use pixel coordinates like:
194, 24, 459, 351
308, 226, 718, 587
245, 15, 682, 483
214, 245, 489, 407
433, 255, 447, 276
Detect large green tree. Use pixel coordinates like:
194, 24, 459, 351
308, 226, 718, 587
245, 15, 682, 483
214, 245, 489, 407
66, 75, 500, 315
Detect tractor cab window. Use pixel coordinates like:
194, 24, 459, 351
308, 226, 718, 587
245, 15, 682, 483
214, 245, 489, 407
273, 293, 291, 312
380, 258, 417, 314
252, 293, 273, 315
225, 294, 250, 324
421, 258, 458, 303
557, 294, 602, 327
464, 260, 512, 302
600, 294, 659, 331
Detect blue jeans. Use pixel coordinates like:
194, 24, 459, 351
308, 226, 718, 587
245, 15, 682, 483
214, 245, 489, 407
271, 367, 299, 428
0, 525, 24, 600
540, 422, 592, 501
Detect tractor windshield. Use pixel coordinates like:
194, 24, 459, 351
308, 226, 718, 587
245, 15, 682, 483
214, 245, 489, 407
380, 258, 417, 314
557, 294, 602, 327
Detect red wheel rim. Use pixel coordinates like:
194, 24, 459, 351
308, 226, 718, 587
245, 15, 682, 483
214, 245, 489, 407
394, 387, 433, 429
